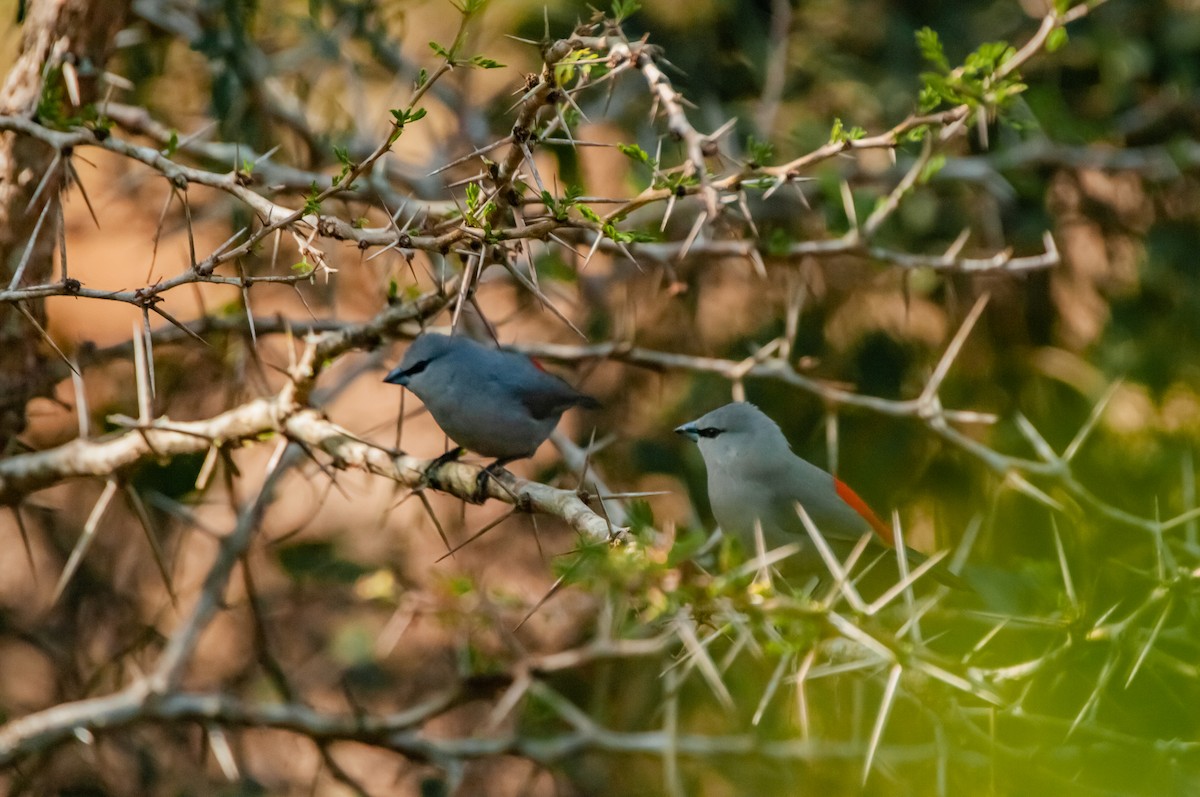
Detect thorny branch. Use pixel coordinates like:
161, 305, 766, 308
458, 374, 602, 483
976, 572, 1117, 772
3, 0, 1190, 792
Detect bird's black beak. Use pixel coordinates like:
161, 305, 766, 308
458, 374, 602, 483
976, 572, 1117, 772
382, 366, 410, 386
674, 422, 699, 442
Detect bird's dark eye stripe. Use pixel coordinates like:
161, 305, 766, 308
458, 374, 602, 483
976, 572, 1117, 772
698, 427, 723, 438
400, 359, 430, 377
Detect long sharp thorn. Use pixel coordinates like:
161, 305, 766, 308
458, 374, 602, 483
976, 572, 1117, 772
237, 262, 259, 352
16, 303, 77, 375
12, 505, 37, 579
148, 187, 174, 278
56, 198, 68, 281
862, 663, 903, 786
840, 180, 858, 230
1005, 472, 1065, 512
415, 490, 452, 553
514, 572, 567, 631
1015, 412, 1057, 463
521, 511, 543, 563
435, 509, 517, 562
577, 426, 598, 490
921, 293, 990, 403
1052, 518, 1077, 608
124, 484, 178, 607
1064, 379, 1123, 462
794, 649, 816, 739
53, 479, 119, 604
9, 197, 53, 290
132, 320, 152, 422
1068, 656, 1116, 737
500, 259, 587, 339
207, 725, 240, 780
26, 151, 61, 215
179, 188, 197, 270
752, 652, 793, 727
678, 211, 705, 261
66, 160, 100, 229
675, 615, 735, 711
796, 502, 867, 611
150, 305, 211, 347
867, 548, 951, 616
69, 356, 90, 438
660, 193, 676, 233
142, 309, 156, 398
1125, 598, 1171, 688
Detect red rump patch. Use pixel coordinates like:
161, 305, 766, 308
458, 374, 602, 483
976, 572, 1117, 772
834, 478, 894, 547
528, 357, 547, 372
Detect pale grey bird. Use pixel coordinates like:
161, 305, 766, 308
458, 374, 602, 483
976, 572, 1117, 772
676, 401, 959, 585
384, 333, 599, 491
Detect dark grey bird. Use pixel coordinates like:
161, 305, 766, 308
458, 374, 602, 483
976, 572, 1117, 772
385, 332, 599, 492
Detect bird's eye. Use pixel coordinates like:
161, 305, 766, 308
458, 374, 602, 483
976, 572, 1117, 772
697, 427, 722, 438
401, 359, 430, 377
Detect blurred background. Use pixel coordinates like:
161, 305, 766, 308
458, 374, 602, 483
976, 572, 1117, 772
2, 0, 1199, 794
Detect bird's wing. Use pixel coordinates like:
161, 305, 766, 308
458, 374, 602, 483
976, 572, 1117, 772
769, 455, 886, 544
510, 357, 597, 418
518, 379, 589, 419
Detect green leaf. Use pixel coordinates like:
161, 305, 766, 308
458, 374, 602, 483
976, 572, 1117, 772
745, 135, 774, 167
332, 144, 356, 183
918, 82, 942, 112
554, 47, 597, 88
389, 107, 427, 127
611, 0, 641, 23
904, 123, 931, 142
829, 118, 866, 144
617, 142, 655, 168
469, 55, 504, 69
605, 224, 656, 245
916, 27, 949, 73
578, 205, 602, 224
388, 107, 427, 145
1046, 27, 1069, 54
302, 181, 322, 216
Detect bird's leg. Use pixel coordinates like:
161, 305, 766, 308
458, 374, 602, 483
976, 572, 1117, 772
429, 446, 466, 470
423, 446, 465, 492
475, 457, 518, 503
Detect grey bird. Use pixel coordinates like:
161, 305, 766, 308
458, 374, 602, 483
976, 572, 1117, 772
676, 401, 959, 585
384, 333, 599, 491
